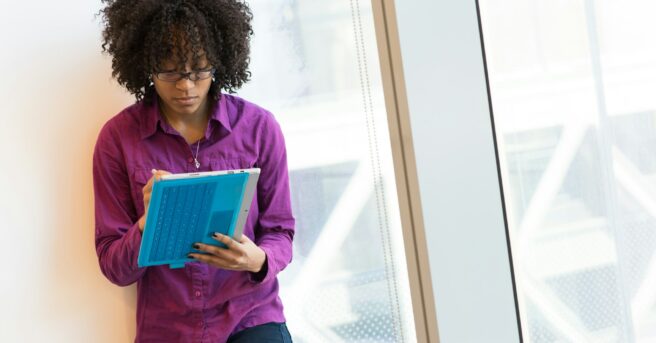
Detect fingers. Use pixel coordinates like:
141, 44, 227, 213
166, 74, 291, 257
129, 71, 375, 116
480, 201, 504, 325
214, 232, 233, 247
192, 235, 243, 257
235, 234, 250, 244
142, 169, 171, 208
143, 170, 170, 193
192, 241, 237, 257
188, 252, 241, 270
232, 232, 253, 246
190, 235, 244, 265
189, 242, 242, 269
213, 233, 247, 253
189, 235, 265, 272
153, 169, 172, 178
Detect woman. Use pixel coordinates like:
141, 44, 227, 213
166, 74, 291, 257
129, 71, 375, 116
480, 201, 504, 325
93, 1, 295, 342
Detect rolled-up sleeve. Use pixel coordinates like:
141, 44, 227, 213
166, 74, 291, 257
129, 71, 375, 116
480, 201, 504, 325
250, 113, 295, 284
93, 123, 146, 286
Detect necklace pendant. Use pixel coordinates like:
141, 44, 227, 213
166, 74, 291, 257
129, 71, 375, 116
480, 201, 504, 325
194, 159, 200, 169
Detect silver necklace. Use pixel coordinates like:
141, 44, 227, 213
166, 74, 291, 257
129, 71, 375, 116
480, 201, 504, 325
193, 139, 201, 169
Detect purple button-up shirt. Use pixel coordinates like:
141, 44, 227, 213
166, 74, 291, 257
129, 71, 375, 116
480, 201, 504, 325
93, 94, 295, 342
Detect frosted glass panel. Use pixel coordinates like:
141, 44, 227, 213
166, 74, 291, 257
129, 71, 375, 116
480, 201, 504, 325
237, 1, 416, 342
479, 0, 656, 342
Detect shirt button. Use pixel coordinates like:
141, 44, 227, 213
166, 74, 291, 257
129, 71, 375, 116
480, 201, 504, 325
195, 291, 201, 297
188, 157, 194, 163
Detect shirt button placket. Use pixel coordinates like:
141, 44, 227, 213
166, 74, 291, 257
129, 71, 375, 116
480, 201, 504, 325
192, 266, 203, 307
191, 264, 204, 341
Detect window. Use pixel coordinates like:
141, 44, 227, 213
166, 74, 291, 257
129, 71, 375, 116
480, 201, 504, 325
479, 1, 656, 341
237, 1, 417, 341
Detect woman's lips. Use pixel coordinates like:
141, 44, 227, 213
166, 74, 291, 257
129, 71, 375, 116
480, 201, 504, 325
174, 96, 197, 105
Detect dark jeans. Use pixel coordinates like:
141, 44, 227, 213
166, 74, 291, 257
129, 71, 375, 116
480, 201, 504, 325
227, 322, 292, 343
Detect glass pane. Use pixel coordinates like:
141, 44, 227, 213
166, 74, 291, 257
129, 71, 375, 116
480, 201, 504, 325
479, 0, 656, 342
236, 1, 417, 342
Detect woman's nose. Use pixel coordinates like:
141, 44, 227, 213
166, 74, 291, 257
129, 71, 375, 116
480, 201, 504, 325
175, 77, 195, 90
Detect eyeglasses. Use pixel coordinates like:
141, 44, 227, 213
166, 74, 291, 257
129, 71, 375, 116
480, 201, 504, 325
154, 68, 216, 82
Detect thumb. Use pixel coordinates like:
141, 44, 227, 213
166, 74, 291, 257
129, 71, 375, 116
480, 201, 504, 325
151, 169, 172, 181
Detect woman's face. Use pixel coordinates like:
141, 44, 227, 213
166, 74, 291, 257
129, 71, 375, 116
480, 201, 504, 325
152, 54, 213, 119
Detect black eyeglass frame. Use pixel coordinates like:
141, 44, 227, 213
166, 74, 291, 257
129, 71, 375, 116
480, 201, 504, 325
153, 67, 216, 82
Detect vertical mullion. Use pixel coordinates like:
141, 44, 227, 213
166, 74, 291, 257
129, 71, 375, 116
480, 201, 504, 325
371, 0, 440, 341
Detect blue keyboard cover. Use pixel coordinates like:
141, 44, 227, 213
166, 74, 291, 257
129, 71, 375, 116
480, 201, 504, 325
138, 173, 248, 268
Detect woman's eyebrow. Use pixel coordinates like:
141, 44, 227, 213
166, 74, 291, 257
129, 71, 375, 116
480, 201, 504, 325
155, 62, 177, 72
156, 66, 212, 73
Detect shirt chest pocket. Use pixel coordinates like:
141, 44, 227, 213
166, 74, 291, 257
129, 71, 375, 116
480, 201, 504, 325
130, 169, 153, 216
209, 157, 252, 171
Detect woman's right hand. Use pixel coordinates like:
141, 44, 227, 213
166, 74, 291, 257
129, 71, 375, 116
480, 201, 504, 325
138, 169, 171, 232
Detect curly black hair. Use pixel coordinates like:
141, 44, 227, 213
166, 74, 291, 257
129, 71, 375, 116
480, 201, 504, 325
100, 0, 253, 102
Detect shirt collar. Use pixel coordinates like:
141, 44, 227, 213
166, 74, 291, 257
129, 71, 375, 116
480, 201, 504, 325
139, 95, 232, 140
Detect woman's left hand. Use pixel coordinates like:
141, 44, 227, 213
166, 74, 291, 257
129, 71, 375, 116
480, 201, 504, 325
189, 233, 266, 273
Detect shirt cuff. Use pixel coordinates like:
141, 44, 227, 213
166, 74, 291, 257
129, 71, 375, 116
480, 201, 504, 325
248, 245, 275, 284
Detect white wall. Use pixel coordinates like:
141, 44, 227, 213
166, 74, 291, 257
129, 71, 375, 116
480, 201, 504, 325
0, 1, 137, 341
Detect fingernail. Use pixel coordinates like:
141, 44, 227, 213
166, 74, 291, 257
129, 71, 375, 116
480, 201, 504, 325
193, 243, 200, 249
213, 232, 222, 237
151, 169, 157, 174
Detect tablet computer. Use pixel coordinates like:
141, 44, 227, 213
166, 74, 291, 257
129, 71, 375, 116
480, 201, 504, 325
137, 168, 260, 269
